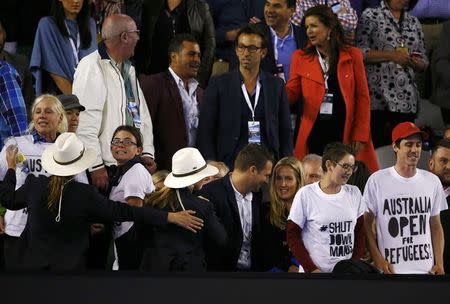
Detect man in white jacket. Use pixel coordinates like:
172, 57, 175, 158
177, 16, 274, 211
73, 14, 155, 191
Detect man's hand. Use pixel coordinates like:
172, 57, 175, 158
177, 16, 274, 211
0, 216, 5, 235
351, 141, 364, 155
168, 210, 204, 233
429, 264, 445, 275
225, 28, 240, 41
141, 156, 157, 174
249, 16, 262, 24
374, 258, 395, 274
90, 223, 105, 235
91, 167, 109, 191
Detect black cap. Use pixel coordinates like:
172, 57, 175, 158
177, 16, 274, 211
57, 94, 85, 111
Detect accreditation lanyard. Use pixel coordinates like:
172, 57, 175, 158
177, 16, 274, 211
316, 47, 329, 92
65, 21, 80, 65
241, 80, 261, 121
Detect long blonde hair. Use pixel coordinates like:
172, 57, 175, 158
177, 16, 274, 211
144, 186, 180, 211
47, 175, 74, 212
269, 157, 305, 230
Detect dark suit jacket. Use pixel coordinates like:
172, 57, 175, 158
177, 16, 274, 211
199, 176, 263, 271
0, 169, 168, 271
197, 69, 293, 168
139, 189, 227, 272
139, 71, 204, 171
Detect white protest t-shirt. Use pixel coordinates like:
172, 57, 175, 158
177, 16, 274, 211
109, 163, 154, 239
288, 182, 366, 272
363, 167, 448, 274
0, 135, 88, 237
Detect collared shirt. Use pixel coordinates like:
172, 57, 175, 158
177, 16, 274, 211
0, 61, 28, 148
291, 0, 357, 33
168, 67, 199, 147
31, 130, 55, 144
269, 23, 296, 80
411, 0, 450, 20
230, 175, 253, 270
356, 0, 428, 113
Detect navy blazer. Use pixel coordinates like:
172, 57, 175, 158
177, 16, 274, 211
199, 176, 263, 271
197, 69, 293, 168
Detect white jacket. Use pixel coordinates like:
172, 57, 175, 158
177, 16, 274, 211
73, 45, 154, 170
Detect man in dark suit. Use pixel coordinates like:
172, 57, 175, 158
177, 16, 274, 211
200, 144, 273, 271
197, 25, 293, 169
428, 139, 450, 273
139, 34, 202, 171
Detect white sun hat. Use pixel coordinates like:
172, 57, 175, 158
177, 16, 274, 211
42, 132, 97, 177
164, 147, 219, 189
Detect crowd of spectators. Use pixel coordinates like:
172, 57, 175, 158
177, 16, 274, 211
0, 0, 449, 274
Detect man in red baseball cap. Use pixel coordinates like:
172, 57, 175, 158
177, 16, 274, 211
362, 122, 448, 274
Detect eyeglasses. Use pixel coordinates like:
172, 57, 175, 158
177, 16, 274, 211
334, 162, 358, 173
111, 138, 137, 147
125, 29, 140, 36
236, 44, 263, 53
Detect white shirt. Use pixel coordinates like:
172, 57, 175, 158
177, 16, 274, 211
363, 167, 448, 274
168, 67, 199, 147
288, 182, 366, 272
110, 163, 155, 239
230, 176, 253, 270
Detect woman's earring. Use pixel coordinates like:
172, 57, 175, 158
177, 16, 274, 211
327, 33, 331, 40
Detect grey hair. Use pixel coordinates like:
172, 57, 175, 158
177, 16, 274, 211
302, 153, 322, 163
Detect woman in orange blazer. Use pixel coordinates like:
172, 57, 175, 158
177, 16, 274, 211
286, 5, 378, 173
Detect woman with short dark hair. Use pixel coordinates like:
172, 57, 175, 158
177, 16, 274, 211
286, 142, 366, 273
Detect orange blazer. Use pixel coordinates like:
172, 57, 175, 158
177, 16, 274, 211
286, 46, 379, 173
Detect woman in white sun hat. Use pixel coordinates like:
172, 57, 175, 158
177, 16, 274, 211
0, 133, 203, 271
140, 147, 227, 272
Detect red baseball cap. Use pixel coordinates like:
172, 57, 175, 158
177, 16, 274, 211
391, 122, 425, 143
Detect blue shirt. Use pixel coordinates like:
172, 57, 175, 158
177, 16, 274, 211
411, 0, 450, 19
270, 24, 297, 81
0, 61, 28, 149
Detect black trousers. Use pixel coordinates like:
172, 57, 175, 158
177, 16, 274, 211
115, 226, 141, 270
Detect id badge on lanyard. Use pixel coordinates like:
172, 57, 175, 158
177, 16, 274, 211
317, 47, 333, 118
272, 28, 286, 82
127, 102, 142, 129
65, 21, 80, 66
241, 82, 261, 144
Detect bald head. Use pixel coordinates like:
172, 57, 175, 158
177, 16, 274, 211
102, 14, 136, 41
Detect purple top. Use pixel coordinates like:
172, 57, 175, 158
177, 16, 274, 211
410, 0, 450, 19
